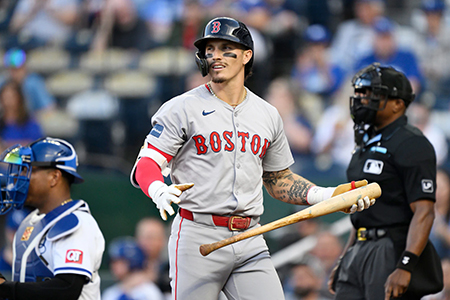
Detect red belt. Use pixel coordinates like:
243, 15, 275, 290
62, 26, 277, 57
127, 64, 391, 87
179, 208, 252, 231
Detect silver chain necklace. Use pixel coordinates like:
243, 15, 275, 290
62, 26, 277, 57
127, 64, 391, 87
206, 81, 247, 107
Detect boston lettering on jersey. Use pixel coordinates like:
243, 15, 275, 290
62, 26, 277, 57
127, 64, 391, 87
193, 131, 270, 157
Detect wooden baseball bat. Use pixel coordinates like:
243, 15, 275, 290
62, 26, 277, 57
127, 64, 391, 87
175, 183, 194, 192
199, 182, 381, 256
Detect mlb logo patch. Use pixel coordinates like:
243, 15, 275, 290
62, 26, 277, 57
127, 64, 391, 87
150, 124, 164, 138
66, 249, 83, 264
422, 179, 434, 193
363, 159, 384, 175
21, 227, 34, 241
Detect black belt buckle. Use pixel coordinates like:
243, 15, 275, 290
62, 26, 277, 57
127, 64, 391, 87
357, 227, 367, 241
357, 228, 387, 241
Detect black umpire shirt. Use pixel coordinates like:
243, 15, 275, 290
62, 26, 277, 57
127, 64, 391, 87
347, 115, 436, 229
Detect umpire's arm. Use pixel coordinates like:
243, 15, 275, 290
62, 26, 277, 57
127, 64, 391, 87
384, 199, 435, 300
406, 200, 435, 259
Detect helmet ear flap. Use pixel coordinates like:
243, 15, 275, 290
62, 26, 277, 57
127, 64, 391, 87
195, 51, 209, 77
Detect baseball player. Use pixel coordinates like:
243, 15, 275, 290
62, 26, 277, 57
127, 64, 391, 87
0, 137, 105, 300
130, 17, 375, 300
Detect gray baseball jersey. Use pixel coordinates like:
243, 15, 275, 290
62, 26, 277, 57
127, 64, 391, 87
145, 83, 294, 217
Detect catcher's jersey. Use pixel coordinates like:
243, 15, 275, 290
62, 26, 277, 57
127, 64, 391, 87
145, 84, 294, 217
13, 200, 105, 300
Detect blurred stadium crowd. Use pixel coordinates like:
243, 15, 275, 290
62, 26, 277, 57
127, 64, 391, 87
2, 0, 450, 299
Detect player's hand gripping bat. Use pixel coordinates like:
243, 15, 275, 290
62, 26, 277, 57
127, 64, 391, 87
199, 182, 381, 256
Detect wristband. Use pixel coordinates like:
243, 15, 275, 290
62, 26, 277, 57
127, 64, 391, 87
306, 186, 335, 205
396, 251, 419, 273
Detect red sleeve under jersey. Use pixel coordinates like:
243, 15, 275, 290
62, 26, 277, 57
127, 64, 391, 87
135, 144, 173, 198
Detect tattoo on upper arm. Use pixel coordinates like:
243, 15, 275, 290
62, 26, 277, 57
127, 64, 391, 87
263, 169, 314, 205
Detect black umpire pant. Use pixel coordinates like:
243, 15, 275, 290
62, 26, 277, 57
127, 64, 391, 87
334, 237, 422, 300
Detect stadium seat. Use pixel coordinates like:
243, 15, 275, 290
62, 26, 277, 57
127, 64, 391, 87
38, 109, 79, 139
139, 47, 195, 76
46, 71, 95, 99
79, 48, 134, 74
26, 47, 71, 75
66, 89, 121, 155
66, 89, 120, 120
103, 71, 156, 99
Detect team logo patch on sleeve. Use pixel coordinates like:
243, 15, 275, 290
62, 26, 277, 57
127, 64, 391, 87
66, 249, 83, 264
422, 179, 434, 193
21, 227, 34, 241
150, 124, 164, 138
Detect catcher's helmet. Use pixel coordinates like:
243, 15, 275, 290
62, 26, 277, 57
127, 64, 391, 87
0, 137, 83, 214
194, 17, 254, 77
108, 237, 146, 270
350, 63, 415, 125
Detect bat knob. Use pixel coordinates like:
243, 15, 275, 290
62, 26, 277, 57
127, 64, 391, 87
199, 244, 212, 256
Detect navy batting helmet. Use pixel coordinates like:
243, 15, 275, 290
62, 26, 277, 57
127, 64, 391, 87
0, 137, 83, 214
194, 17, 254, 77
108, 237, 146, 270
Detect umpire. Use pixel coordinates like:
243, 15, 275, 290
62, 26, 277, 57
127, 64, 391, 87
329, 63, 443, 300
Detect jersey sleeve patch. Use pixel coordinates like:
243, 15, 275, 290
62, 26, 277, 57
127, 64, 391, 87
47, 213, 80, 241
65, 249, 83, 264
150, 124, 164, 138
422, 179, 434, 193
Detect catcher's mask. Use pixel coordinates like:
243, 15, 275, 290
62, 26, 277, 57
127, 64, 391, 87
0, 137, 83, 214
194, 17, 254, 77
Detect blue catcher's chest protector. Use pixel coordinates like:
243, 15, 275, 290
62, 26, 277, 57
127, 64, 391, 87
13, 200, 83, 282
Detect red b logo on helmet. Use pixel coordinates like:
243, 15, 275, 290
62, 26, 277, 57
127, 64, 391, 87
211, 21, 221, 33
66, 249, 83, 264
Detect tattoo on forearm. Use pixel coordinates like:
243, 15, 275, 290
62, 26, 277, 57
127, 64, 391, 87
263, 170, 314, 205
